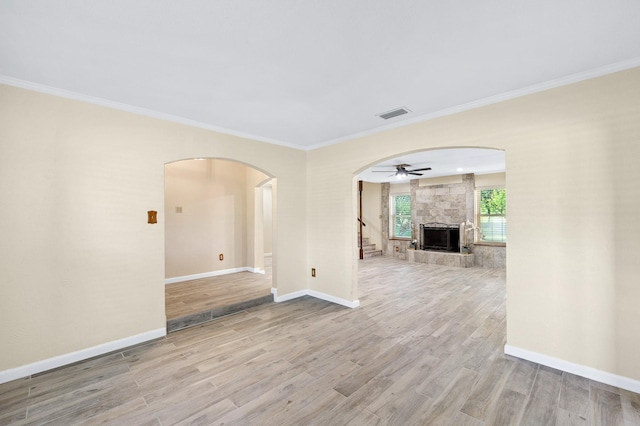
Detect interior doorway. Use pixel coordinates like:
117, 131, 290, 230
354, 147, 506, 291
164, 158, 275, 331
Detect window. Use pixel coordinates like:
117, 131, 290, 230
391, 194, 412, 238
476, 188, 506, 243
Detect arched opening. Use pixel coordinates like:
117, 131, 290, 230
164, 158, 275, 331
353, 147, 506, 298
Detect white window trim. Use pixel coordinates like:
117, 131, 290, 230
390, 193, 412, 240
475, 186, 506, 245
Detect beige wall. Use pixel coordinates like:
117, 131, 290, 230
262, 185, 273, 255
0, 84, 306, 373
360, 182, 382, 248
246, 168, 270, 273
418, 174, 463, 186
165, 159, 268, 278
307, 67, 640, 381
389, 182, 410, 194
475, 172, 506, 188
2, 66, 640, 386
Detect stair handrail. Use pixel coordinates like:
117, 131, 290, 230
358, 181, 364, 259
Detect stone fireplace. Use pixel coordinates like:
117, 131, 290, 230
380, 172, 505, 268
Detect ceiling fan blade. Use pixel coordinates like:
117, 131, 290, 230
372, 170, 394, 173
408, 172, 423, 176
408, 167, 432, 172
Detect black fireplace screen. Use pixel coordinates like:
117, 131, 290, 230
420, 223, 460, 252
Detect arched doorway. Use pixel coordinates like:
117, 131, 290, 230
354, 147, 506, 296
164, 158, 275, 331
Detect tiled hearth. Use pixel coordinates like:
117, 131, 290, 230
407, 248, 475, 268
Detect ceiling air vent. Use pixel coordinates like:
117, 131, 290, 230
378, 107, 410, 120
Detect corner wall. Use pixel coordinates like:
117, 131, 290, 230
0, 84, 307, 379
359, 181, 382, 249
164, 159, 269, 279
307, 67, 640, 385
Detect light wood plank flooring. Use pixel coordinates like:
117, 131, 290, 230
165, 272, 272, 320
2, 257, 639, 425
165, 259, 273, 332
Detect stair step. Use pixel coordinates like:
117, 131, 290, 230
166, 294, 274, 332
358, 236, 381, 259
363, 250, 383, 258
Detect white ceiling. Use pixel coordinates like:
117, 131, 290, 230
1, 1, 640, 151
358, 148, 505, 183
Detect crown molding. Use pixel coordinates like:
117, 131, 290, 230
306, 57, 640, 151
3, 56, 640, 153
0, 75, 303, 151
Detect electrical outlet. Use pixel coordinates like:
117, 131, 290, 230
395, 246, 399, 252
311, 268, 316, 277
176, 206, 183, 213
219, 253, 224, 261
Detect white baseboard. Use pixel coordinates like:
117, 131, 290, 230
273, 289, 308, 303
272, 288, 359, 308
504, 344, 640, 394
165, 266, 263, 284
0, 328, 166, 385
307, 290, 360, 308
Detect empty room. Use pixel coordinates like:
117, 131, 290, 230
1, 2, 640, 424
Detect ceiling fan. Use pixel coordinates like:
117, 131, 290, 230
373, 164, 432, 178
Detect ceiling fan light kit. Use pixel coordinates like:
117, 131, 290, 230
372, 164, 432, 179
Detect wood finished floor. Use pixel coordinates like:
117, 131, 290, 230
2, 257, 639, 425
165, 258, 273, 320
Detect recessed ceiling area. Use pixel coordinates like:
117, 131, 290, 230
358, 148, 505, 183
1, 1, 640, 149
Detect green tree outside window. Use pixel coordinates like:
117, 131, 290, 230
478, 188, 506, 243
393, 194, 412, 238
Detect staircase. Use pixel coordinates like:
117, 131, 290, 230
360, 236, 382, 258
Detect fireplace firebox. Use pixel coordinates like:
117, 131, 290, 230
420, 223, 460, 252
